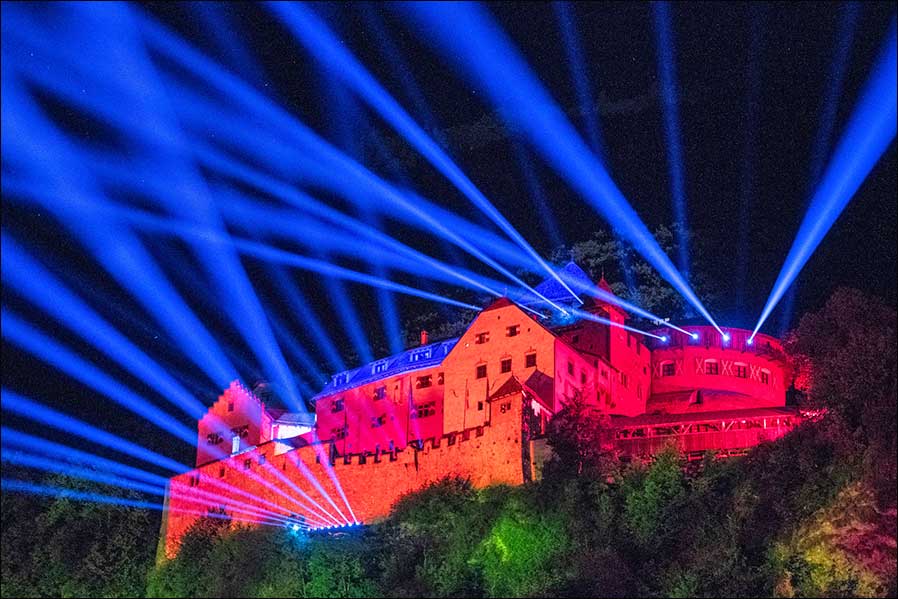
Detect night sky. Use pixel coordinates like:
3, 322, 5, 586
2, 2, 895, 466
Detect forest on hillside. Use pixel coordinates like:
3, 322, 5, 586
2, 288, 896, 598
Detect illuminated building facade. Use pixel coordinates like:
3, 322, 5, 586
162, 263, 800, 556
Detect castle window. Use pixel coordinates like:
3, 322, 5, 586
506, 325, 520, 337
620, 373, 629, 388
218, 467, 225, 478
627, 334, 632, 347
331, 426, 347, 440
371, 414, 386, 428
636, 342, 641, 355
411, 401, 436, 419
227, 401, 234, 412
662, 362, 675, 377
374, 386, 387, 400
207, 432, 223, 445
568, 361, 574, 375
476, 364, 487, 379
437, 372, 444, 385
258, 455, 266, 466
333, 373, 348, 385
735, 363, 748, 378
525, 353, 537, 368
372, 361, 389, 375
332, 398, 345, 413
705, 360, 719, 375
572, 334, 580, 344
581, 372, 587, 384
243, 458, 252, 470
601, 369, 608, 379
410, 348, 431, 362
761, 369, 770, 384
501, 358, 512, 373
475, 331, 490, 344
416, 375, 432, 389
231, 435, 241, 454
477, 401, 484, 411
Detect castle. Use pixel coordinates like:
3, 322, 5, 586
161, 263, 799, 557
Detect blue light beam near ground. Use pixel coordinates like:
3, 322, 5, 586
651, 1, 691, 280
267, 2, 581, 305
750, 20, 897, 340
396, 2, 722, 335
1, 389, 189, 474
2, 310, 198, 446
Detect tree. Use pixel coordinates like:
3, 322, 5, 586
785, 288, 897, 505
550, 224, 720, 321
1, 474, 159, 598
379, 476, 491, 597
147, 515, 230, 597
544, 389, 618, 481
622, 446, 686, 549
471, 493, 568, 598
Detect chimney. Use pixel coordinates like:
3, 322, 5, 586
420, 330, 429, 346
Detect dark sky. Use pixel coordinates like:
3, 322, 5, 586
2, 2, 896, 466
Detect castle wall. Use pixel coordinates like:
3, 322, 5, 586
163, 390, 528, 558
441, 302, 557, 432
648, 327, 788, 411
313, 369, 445, 455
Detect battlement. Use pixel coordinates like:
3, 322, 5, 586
164, 393, 529, 558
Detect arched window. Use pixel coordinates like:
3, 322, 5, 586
760, 368, 771, 384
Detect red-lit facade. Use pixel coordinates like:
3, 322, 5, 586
161, 264, 800, 557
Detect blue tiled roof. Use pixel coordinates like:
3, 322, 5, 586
311, 338, 459, 402
523, 261, 595, 306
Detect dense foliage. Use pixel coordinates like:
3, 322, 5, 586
2, 288, 895, 597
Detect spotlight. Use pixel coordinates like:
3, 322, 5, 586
746, 337, 754, 346
660, 335, 668, 342
291, 523, 300, 532
722, 333, 730, 343
690, 332, 699, 341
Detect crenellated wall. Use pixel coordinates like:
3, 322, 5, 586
163, 389, 529, 558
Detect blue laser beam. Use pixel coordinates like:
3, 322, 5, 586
0, 78, 237, 390
2, 177, 485, 314
132, 22, 548, 308
554, 1, 607, 163
396, 2, 723, 335
2, 310, 197, 446
267, 267, 347, 373
3, 3, 304, 411
1, 233, 210, 421
1, 389, 188, 473
651, 1, 691, 280
750, 19, 896, 339
777, 1, 861, 334
268, 1, 582, 306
